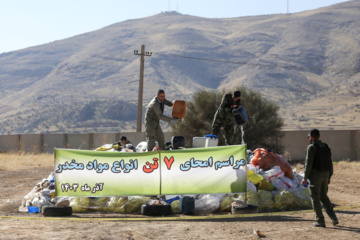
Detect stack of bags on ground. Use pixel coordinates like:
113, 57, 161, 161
18, 147, 312, 214
246, 148, 312, 212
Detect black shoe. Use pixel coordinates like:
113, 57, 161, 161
332, 218, 339, 226
313, 222, 326, 228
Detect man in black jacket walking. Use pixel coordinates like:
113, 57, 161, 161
302, 129, 339, 228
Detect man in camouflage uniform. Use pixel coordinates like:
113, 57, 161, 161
302, 129, 339, 228
211, 91, 241, 145
145, 89, 178, 151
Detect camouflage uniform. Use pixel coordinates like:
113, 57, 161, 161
211, 93, 240, 145
145, 96, 173, 151
304, 139, 338, 226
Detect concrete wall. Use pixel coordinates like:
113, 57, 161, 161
280, 130, 360, 161
0, 130, 359, 161
43, 134, 66, 153
19, 134, 43, 153
0, 135, 20, 153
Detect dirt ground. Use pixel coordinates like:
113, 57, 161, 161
0, 162, 359, 240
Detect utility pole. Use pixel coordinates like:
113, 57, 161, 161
134, 45, 152, 132
287, 0, 289, 14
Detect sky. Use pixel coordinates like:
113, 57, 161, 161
0, 0, 350, 53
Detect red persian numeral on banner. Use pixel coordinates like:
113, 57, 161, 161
164, 156, 174, 170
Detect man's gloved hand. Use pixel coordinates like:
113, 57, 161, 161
231, 105, 238, 109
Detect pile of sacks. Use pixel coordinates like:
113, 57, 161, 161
19, 148, 312, 214
245, 148, 312, 212
61, 194, 234, 214
18, 173, 57, 213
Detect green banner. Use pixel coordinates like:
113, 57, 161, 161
54, 145, 247, 197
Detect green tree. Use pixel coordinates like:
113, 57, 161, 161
171, 87, 285, 153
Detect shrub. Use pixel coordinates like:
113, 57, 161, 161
171, 87, 284, 153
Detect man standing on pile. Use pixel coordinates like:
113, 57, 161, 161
211, 90, 241, 145
302, 128, 339, 228
145, 89, 179, 151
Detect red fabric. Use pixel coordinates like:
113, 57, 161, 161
250, 148, 294, 180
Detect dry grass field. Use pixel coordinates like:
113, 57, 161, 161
0, 152, 53, 171
0, 153, 359, 239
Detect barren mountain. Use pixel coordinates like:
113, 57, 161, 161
0, 1, 359, 134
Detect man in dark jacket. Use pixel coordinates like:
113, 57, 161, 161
112, 136, 135, 152
211, 90, 240, 145
145, 89, 178, 151
302, 128, 339, 228
120, 136, 131, 147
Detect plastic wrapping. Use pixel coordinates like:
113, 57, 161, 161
247, 164, 256, 173
116, 196, 149, 214
274, 189, 298, 211
170, 200, 180, 213
239, 190, 259, 206
195, 194, 221, 214
271, 178, 290, 190
101, 196, 128, 212
247, 170, 263, 185
262, 166, 284, 181
279, 176, 297, 188
70, 197, 90, 212
31, 193, 52, 212
69, 196, 154, 213
259, 179, 275, 191
88, 197, 110, 211
288, 187, 312, 208
247, 180, 257, 192
56, 198, 70, 207
95, 144, 114, 151
257, 190, 275, 211
135, 141, 148, 152
219, 195, 233, 212
250, 148, 294, 179
20, 187, 37, 212
244, 166, 311, 212
293, 171, 305, 187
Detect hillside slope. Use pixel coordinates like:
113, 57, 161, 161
0, 1, 359, 134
